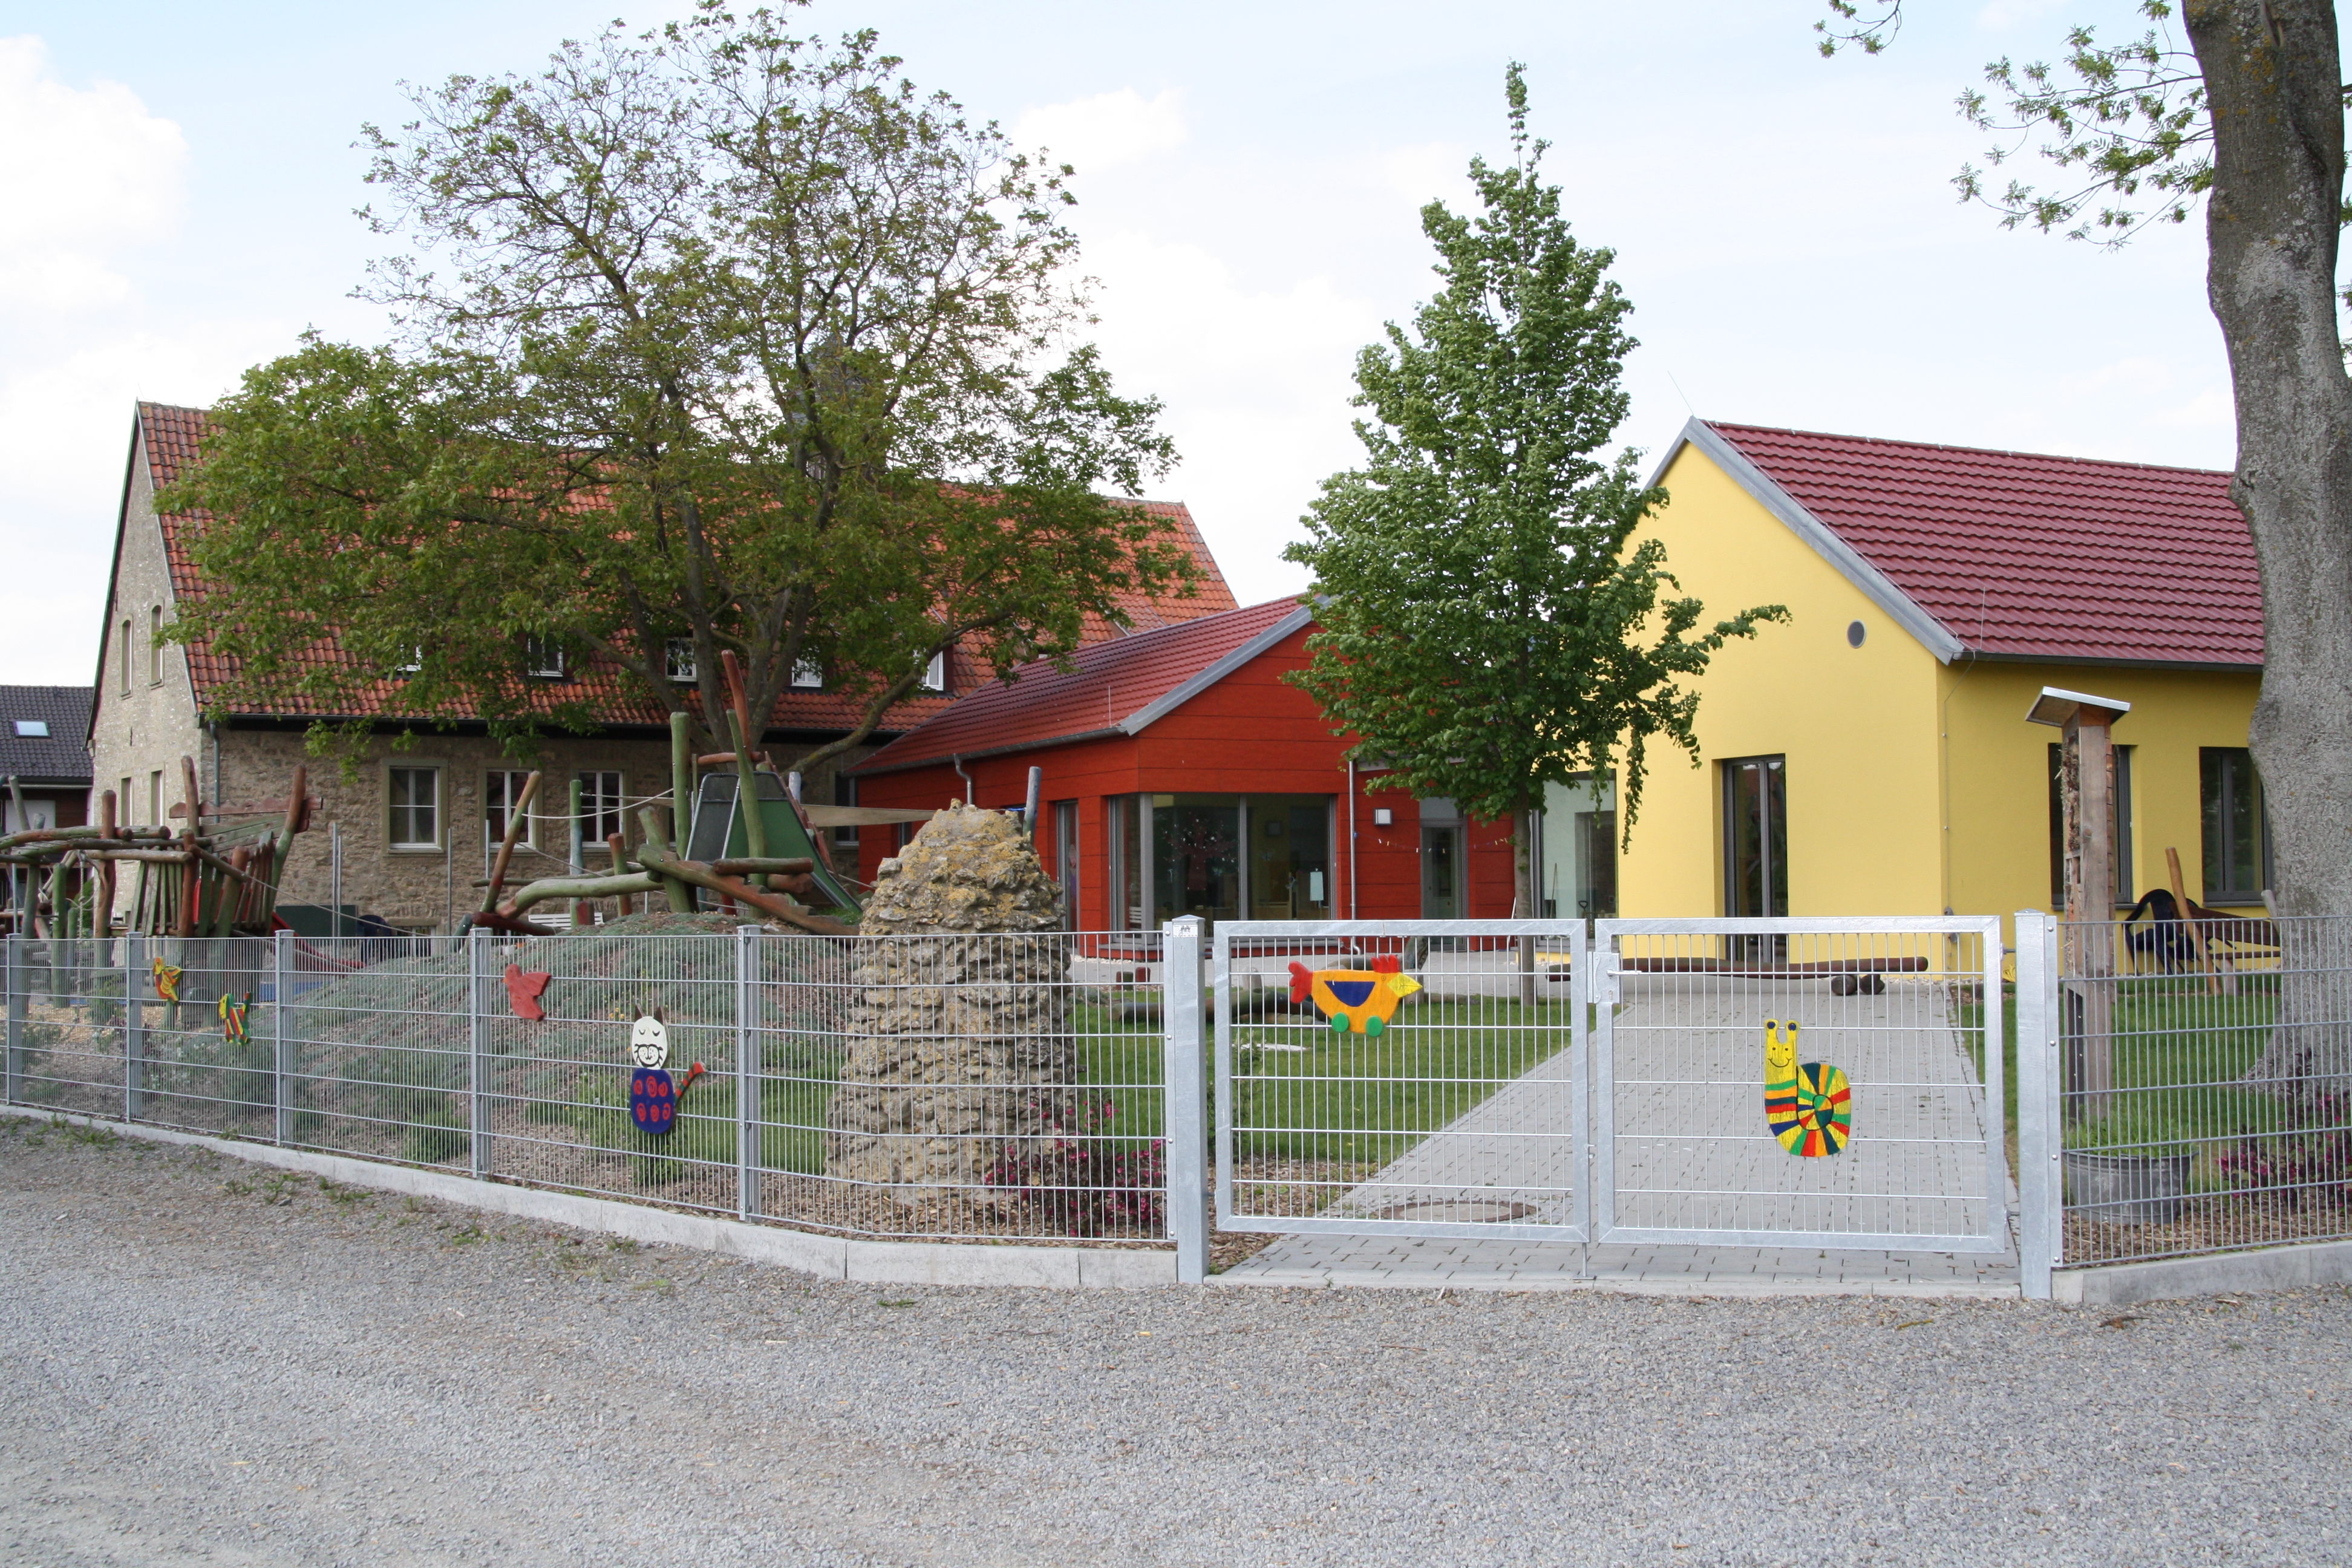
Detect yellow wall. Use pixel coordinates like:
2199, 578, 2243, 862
1617, 444, 1946, 918
1616, 442, 2262, 939
1942, 662, 2261, 930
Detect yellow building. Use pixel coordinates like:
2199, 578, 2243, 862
1607, 419, 2270, 941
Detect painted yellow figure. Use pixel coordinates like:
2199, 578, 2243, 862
1763, 1018, 1851, 1157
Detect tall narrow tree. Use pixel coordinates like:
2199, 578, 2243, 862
1285, 65, 1785, 918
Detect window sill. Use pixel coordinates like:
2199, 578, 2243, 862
388, 845, 445, 855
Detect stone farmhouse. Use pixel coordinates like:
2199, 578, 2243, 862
88, 402, 1236, 933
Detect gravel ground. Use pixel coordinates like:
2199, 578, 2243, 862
2, 1117, 2347, 1568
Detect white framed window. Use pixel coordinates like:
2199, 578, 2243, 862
920, 649, 947, 693
148, 606, 164, 685
791, 658, 824, 690
387, 766, 442, 850
485, 769, 537, 848
395, 647, 423, 675
578, 771, 624, 848
524, 637, 567, 679
665, 639, 697, 683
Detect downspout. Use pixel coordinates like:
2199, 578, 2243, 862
952, 753, 973, 805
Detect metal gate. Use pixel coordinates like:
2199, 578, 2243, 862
1590, 916, 2010, 1253
1213, 920, 1589, 1243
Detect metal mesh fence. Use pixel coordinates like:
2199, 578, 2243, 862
2057, 915, 2352, 1265
1594, 921, 2007, 1252
1214, 923, 1584, 1240
2, 926, 1168, 1247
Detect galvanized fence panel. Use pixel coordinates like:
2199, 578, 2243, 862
129, 933, 280, 1137
2, 935, 128, 1120
1212, 920, 1589, 1243
1592, 917, 2008, 1253
2055, 913, 2352, 1266
743, 929, 1169, 1243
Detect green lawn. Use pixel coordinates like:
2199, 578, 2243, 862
1224, 995, 1575, 1166
2066, 979, 2287, 1165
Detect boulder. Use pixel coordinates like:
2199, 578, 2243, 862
825, 803, 1073, 1197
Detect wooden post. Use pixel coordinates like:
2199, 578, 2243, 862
96, 789, 117, 935
568, 776, 587, 931
607, 834, 635, 916
2059, 704, 2124, 1118
2166, 845, 2228, 996
670, 711, 695, 861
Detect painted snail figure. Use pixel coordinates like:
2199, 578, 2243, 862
1763, 1019, 1851, 1157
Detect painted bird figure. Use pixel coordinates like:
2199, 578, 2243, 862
1763, 1018, 1851, 1157
1289, 956, 1423, 1036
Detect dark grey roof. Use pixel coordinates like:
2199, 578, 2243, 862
0, 687, 93, 785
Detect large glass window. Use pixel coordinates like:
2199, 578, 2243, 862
2047, 742, 2134, 908
1721, 756, 1787, 918
1540, 774, 1617, 920
1108, 793, 1333, 932
1153, 795, 1240, 927
1054, 800, 1080, 930
2201, 747, 2274, 903
1246, 795, 1332, 921
388, 766, 441, 850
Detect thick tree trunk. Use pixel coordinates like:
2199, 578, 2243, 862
2189, 0, 2352, 1083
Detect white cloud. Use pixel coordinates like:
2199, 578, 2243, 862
0, 39, 295, 681
1079, 230, 1383, 604
0, 36, 187, 318
1013, 88, 1187, 175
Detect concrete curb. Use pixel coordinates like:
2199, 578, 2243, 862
1209, 1268, 2021, 1299
2054, 1239, 2352, 1306
1, 1105, 1176, 1289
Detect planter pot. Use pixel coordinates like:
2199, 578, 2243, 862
2064, 1150, 2193, 1226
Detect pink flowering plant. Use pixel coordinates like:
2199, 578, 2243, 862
985, 1099, 1165, 1236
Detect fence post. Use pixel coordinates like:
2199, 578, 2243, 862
5, 934, 21, 1105
123, 932, 145, 1122
2015, 910, 2060, 1300
736, 923, 759, 1223
272, 929, 290, 1146
1161, 915, 1209, 1284
468, 926, 491, 1181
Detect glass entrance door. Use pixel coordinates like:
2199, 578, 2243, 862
1722, 756, 1788, 918
1421, 823, 1462, 919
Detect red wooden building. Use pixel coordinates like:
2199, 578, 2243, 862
847, 599, 1521, 932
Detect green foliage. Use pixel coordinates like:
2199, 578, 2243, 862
1283, 66, 1783, 881
161, 3, 1189, 768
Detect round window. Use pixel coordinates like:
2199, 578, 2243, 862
1846, 619, 1866, 648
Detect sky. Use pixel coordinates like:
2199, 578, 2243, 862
0, 0, 2239, 683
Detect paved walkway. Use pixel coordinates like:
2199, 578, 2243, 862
1224, 973, 2019, 1295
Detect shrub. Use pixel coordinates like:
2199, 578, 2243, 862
984, 1100, 1163, 1237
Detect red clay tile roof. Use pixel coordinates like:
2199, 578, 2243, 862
1701, 421, 2261, 667
134, 402, 1237, 730
852, 597, 1310, 776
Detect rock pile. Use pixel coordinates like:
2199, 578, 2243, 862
825, 803, 1073, 1197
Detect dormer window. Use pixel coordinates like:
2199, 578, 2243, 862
665, 639, 697, 683
920, 649, 947, 693
525, 637, 567, 679
790, 658, 824, 690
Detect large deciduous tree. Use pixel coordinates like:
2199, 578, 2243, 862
1822, 1, 2352, 1078
165, 3, 1189, 767
1284, 66, 1785, 920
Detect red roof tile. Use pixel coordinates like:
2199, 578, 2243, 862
1702, 421, 2260, 667
135, 403, 1237, 730
851, 597, 1310, 775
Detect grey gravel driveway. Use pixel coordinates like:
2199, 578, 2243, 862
2, 1116, 2346, 1567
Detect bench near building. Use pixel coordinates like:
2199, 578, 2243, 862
852, 420, 2273, 944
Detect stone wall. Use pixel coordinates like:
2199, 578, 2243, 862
88, 424, 206, 841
